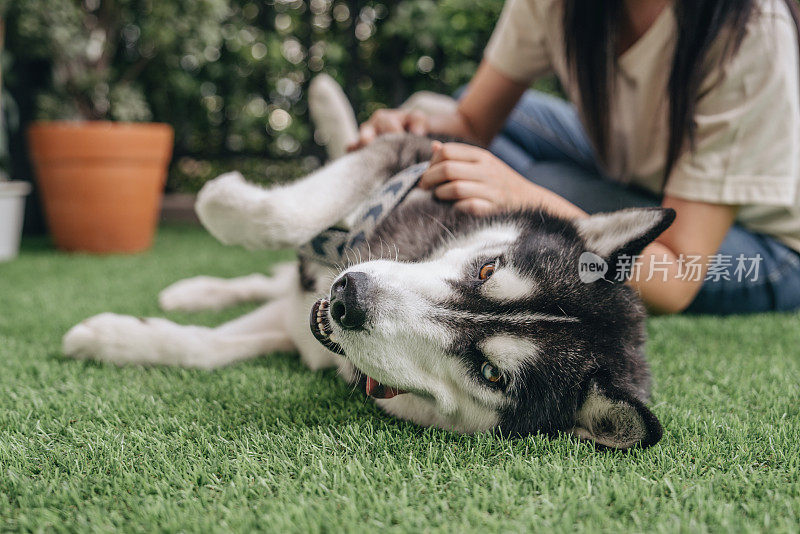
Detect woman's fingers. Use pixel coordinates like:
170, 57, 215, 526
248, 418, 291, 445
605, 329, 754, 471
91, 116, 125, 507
419, 161, 483, 190
348, 109, 423, 151
433, 180, 497, 203
371, 109, 406, 133
453, 198, 496, 216
437, 142, 485, 162
346, 124, 377, 152
358, 123, 377, 145
428, 141, 484, 167
429, 141, 445, 165
404, 110, 428, 136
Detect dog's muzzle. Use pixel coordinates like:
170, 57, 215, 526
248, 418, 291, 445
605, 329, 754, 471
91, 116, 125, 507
309, 271, 369, 355
309, 272, 408, 400
329, 272, 369, 329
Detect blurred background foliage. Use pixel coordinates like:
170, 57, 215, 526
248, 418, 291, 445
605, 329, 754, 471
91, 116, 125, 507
1, 0, 508, 194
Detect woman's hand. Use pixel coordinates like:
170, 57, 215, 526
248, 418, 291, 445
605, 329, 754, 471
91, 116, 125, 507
417, 142, 541, 215
420, 141, 588, 218
349, 61, 530, 152
347, 109, 430, 151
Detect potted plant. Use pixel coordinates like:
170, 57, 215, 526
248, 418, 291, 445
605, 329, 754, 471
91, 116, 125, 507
15, 0, 228, 253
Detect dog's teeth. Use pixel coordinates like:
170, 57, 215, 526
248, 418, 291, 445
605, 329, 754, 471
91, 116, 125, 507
312, 299, 335, 340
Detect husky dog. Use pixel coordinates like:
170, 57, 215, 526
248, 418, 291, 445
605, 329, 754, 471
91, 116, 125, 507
63, 76, 673, 450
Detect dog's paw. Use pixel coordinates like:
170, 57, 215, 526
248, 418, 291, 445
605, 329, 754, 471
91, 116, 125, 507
195, 172, 291, 250
308, 74, 358, 159
62, 313, 193, 366
195, 172, 258, 247
63, 313, 142, 363
159, 276, 242, 312
62, 316, 101, 360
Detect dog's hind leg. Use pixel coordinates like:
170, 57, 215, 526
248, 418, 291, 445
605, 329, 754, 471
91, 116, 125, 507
159, 262, 297, 312
195, 134, 434, 251
63, 299, 294, 369
308, 74, 359, 160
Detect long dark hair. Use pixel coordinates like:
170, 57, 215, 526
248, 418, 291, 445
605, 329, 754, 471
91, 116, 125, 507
563, 0, 800, 184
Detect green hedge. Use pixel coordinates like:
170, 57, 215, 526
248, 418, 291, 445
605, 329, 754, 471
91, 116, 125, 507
3, 0, 506, 191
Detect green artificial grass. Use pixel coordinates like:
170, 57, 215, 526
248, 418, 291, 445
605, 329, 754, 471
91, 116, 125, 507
1, 225, 798, 533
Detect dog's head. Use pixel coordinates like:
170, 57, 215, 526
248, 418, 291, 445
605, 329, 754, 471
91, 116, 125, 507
311, 207, 674, 449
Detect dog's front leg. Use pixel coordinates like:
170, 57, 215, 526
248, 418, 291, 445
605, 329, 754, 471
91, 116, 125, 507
159, 262, 297, 312
195, 134, 432, 250
63, 299, 295, 369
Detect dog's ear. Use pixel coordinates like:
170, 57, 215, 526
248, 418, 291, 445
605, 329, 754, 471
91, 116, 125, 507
572, 382, 663, 450
575, 207, 676, 282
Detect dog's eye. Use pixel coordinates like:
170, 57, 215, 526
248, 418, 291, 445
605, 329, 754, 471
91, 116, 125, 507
478, 262, 496, 280
481, 361, 502, 383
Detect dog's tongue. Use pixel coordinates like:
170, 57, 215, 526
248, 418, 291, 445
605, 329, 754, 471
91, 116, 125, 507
365, 376, 406, 399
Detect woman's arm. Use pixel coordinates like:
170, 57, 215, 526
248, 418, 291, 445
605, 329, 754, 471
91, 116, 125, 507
349, 61, 528, 149
630, 197, 737, 314
449, 61, 529, 146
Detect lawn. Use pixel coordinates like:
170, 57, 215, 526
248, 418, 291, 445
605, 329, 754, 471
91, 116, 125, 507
1, 225, 798, 532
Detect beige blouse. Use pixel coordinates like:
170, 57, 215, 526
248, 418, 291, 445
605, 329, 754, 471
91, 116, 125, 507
485, 0, 800, 252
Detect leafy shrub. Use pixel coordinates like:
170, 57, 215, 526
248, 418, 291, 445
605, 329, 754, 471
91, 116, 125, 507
10, 0, 230, 122
3, 0, 510, 190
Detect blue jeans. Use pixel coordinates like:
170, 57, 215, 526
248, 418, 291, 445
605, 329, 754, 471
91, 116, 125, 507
489, 90, 800, 315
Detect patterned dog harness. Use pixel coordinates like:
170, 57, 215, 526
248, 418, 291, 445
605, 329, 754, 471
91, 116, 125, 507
297, 162, 428, 268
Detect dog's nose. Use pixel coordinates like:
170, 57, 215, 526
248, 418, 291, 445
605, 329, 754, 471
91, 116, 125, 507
330, 272, 369, 329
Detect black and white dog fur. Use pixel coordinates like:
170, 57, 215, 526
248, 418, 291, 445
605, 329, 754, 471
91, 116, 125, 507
63, 76, 674, 450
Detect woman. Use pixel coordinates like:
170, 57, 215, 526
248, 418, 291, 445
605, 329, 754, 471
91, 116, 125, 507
349, 0, 800, 315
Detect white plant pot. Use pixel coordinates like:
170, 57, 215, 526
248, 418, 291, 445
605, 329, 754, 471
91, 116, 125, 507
0, 181, 31, 262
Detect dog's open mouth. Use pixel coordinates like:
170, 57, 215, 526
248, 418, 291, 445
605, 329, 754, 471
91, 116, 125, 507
363, 376, 406, 399
310, 298, 407, 399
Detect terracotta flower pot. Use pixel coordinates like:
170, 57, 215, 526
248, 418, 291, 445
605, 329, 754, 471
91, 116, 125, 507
27, 121, 174, 253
